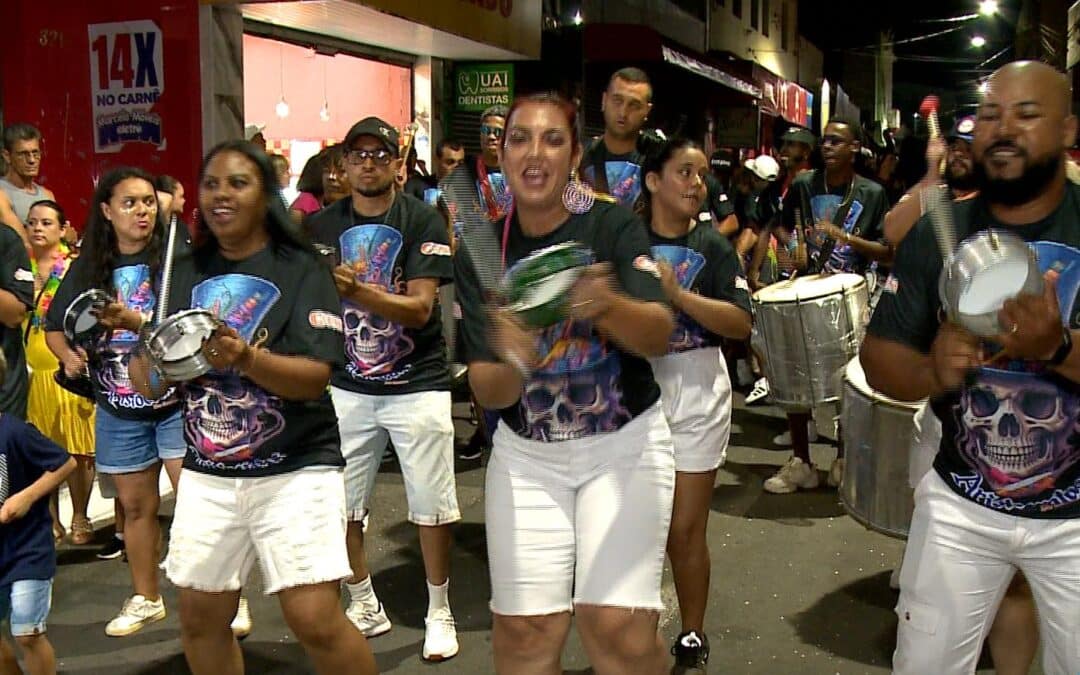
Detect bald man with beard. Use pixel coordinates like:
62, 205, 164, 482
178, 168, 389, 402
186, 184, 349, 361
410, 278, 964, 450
862, 61, 1080, 674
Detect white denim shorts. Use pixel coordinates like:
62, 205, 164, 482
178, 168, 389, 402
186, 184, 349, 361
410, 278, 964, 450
486, 404, 675, 616
651, 347, 732, 472
163, 468, 351, 595
331, 387, 460, 526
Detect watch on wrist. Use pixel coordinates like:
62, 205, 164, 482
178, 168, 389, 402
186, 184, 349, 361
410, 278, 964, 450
1047, 327, 1074, 366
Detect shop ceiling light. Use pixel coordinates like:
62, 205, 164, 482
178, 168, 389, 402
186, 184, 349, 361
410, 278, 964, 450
276, 96, 290, 119
319, 101, 330, 122
979, 0, 998, 16
572, 10, 583, 25
970, 35, 986, 47
276, 44, 289, 119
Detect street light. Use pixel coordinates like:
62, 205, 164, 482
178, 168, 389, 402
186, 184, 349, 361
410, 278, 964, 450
979, 0, 998, 16
971, 35, 987, 47
572, 10, 583, 25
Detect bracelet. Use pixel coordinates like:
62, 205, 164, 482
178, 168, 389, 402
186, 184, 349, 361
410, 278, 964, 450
237, 345, 260, 375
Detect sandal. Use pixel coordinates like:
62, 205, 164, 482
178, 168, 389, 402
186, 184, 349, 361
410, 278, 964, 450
71, 517, 94, 545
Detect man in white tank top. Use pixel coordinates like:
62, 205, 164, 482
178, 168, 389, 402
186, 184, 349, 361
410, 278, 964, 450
1, 124, 55, 227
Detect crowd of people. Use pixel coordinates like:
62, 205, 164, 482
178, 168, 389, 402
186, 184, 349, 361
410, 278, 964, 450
0, 56, 1077, 675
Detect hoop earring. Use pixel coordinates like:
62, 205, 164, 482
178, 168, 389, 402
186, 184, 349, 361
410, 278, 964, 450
562, 170, 595, 214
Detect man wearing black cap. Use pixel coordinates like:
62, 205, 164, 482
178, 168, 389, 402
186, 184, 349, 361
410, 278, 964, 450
307, 116, 460, 662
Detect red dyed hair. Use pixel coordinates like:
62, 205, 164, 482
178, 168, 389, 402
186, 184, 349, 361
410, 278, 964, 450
502, 92, 581, 155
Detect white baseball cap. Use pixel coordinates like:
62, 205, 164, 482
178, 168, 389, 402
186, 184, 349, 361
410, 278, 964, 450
744, 155, 780, 182
244, 123, 266, 141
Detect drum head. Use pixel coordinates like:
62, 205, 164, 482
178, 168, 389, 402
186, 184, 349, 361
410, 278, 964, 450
754, 273, 865, 303
162, 330, 211, 361
958, 261, 1030, 314
64, 289, 111, 343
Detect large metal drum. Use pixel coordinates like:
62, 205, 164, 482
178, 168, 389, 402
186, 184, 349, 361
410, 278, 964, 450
840, 357, 922, 539
751, 274, 868, 408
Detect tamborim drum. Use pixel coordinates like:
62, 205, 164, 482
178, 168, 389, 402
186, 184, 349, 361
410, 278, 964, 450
751, 274, 868, 408
145, 310, 219, 381
63, 289, 111, 346
53, 369, 94, 400
839, 357, 922, 539
503, 242, 591, 328
939, 229, 1042, 338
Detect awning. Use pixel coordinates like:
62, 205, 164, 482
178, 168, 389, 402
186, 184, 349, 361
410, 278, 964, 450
661, 45, 761, 99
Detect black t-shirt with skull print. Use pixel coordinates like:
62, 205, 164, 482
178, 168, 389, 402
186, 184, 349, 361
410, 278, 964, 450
868, 183, 1080, 518
45, 250, 179, 420
454, 201, 667, 442
307, 193, 453, 395
164, 243, 346, 477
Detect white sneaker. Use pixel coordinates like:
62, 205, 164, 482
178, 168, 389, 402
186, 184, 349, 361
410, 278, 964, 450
422, 607, 459, 662
346, 600, 392, 638
763, 457, 820, 494
105, 595, 166, 637
745, 377, 770, 404
772, 420, 819, 446
231, 597, 252, 639
827, 457, 845, 488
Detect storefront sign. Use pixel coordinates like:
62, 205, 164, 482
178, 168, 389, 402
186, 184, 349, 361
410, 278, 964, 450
88, 20, 165, 153
456, 63, 514, 111
714, 107, 759, 148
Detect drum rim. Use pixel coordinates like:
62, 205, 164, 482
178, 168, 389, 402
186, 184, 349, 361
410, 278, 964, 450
63, 288, 112, 339
752, 274, 867, 303
842, 360, 924, 411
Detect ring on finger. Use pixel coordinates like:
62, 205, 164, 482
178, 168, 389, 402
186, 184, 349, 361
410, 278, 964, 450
1010, 323, 1019, 334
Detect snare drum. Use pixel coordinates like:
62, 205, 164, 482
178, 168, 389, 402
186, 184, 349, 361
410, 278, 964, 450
63, 289, 112, 346
145, 310, 219, 381
503, 242, 591, 328
839, 357, 922, 539
752, 274, 868, 408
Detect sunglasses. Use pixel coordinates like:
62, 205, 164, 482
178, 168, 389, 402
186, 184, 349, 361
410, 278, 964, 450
481, 125, 504, 138
346, 149, 394, 166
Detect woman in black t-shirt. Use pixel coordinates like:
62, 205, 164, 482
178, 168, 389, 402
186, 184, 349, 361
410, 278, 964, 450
129, 142, 375, 675
454, 92, 676, 673
642, 138, 753, 669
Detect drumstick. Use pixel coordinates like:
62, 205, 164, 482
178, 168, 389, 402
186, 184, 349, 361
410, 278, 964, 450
917, 97, 956, 263
397, 121, 420, 185
156, 214, 179, 325
919, 95, 946, 176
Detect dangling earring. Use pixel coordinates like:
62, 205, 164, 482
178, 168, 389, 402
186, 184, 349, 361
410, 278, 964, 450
562, 170, 595, 214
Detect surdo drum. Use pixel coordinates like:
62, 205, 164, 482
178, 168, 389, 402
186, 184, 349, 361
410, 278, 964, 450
751, 274, 868, 408
840, 357, 922, 538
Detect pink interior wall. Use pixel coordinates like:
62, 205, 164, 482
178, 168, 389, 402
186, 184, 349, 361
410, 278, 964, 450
242, 33, 412, 144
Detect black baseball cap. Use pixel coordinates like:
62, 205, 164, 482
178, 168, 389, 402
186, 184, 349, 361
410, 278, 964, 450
780, 126, 816, 148
344, 117, 400, 155
710, 148, 735, 171
946, 116, 975, 143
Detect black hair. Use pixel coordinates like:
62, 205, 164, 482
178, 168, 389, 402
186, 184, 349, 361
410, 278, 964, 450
481, 105, 509, 124
3, 123, 41, 152
27, 199, 66, 228
296, 150, 326, 197
80, 167, 165, 295
609, 67, 653, 101
436, 139, 463, 159
640, 137, 703, 225
155, 174, 180, 195
192, 140, 313, 257
825, 117, 863, 145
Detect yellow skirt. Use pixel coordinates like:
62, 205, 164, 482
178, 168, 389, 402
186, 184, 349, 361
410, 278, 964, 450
25, 328, 96, 456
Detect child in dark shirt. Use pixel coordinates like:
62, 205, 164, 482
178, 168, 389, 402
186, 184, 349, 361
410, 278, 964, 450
0, 350, 75, 675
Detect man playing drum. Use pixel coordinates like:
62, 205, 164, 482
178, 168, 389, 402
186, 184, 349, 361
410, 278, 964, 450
763, 118, 890, 494
863, 60, 1080, 675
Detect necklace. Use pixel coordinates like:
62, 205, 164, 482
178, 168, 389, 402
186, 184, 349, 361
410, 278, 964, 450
820, 170, 857, 213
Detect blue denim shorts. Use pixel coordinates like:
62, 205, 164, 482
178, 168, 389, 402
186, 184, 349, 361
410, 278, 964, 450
94, 407, 186, 474
0, 578, 53, 637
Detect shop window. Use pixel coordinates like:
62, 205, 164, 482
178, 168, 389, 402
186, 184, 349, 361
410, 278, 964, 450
750, 0, 759, 30
762, 0, 769, 37
733, 0, 742, 19
781, 0, 789, 50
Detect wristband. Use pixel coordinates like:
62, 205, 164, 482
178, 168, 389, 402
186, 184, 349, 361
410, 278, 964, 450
1047, 328, 1074, 366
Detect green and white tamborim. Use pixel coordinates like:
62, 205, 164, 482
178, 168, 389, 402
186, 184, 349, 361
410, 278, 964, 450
503, 242, 591, 328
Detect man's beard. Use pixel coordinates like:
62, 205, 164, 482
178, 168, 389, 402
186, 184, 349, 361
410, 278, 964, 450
357, 178, 394, 198
974, 151, 1062, 206
946, 162, 977, 192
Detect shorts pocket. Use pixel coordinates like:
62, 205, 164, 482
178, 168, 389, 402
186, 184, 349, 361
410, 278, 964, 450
895, 596, 940, 636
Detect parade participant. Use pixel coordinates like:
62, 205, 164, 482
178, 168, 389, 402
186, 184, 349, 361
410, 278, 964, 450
882, 115, 1040, 675
434, 140, 465, 181
1, 124, 55, 246
307, 117, 461, 661
862, 60, 1080, 675
0, 203, 33, 420
0, 191, 25, 248
642, 138, 752, 669
154, 175, 187, 223
244, 124, 267, 152
128, 140, 375, 675
471, 106, 511, 220
0, 348, 76, 675
763, 118, 889, 494
579, 67, 655, 212
455, 91, 676, 674
43, 168, 183, 637
23, 201, 96, 546
883, 116, 978, 245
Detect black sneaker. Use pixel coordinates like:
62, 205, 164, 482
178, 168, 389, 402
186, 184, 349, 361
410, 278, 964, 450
672, 630, 709, 670
457, 432, 487, 461
96, 536, 125, 560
